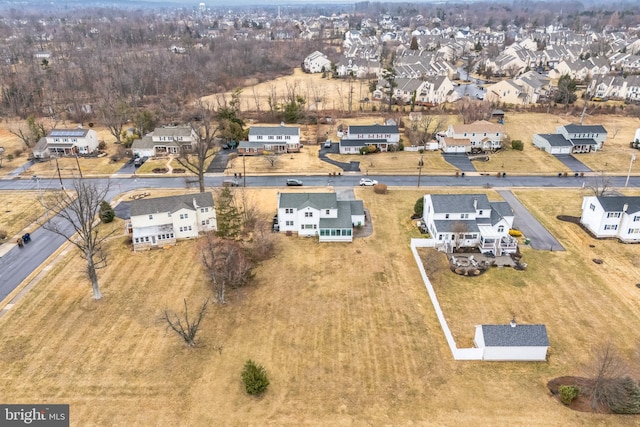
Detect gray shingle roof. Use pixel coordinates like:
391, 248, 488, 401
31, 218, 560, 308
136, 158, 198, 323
340, 139, 388, 147
481, 324, 549, 347
536, 134, 573, 147
131, 135, 155, 149
152, 126, 193, 137
596, 196, 640, 213
348, 124, 400, 134
320, 200, 354, 228
131, 193, 214, 216
430, 194, 492, 213
434, 219, 479, 233
563, 124, 607, 134
249, 126, 300, 136
278, 192, 339, 210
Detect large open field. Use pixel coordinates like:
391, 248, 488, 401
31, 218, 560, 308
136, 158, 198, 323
0, 186, 639, 425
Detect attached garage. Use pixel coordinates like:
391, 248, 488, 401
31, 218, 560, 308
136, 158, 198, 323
474, 321, 549, 361
533, 134, 572, 154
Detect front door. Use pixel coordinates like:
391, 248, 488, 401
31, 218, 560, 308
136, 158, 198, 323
152, 236, 156, 245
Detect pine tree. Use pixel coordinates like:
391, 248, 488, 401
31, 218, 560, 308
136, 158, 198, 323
99, 201, 115, 223
215, 187, 242, 239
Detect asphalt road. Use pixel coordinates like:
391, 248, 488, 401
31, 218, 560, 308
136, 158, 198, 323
1, 172, 639, 303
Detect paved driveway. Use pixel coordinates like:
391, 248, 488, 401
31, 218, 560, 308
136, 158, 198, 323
442, 154, 476, 172
318, 143, 361, 172
497, 190, 564, 251
553, 154, 592, 173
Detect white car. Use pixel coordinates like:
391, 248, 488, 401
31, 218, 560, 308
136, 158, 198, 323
359, 178, 378, 186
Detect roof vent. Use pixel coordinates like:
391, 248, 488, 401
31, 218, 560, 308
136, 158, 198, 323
510, 317, 517, 328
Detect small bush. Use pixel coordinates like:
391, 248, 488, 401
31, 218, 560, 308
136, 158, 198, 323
98, 141, 107, 150
7, 154, 14, 161
373, 183, 387, 194
241, 359, 269, 395
99, 201, 115, 223
152, 168, 168, 173
610, 377, 640, 414
414, 197, 424, 217
511, 140, 524, 151
0, 229, 8, 240
558, 385, 579, 405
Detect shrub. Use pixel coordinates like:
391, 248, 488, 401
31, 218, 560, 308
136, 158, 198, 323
0, 229, 8, 240
98, 141, 107, 150
511, 140, 524, 151
558, 385, 579, 405
371, 105, 377, 112
609, 377, 640, 414
152, 168, 168, 173
7, 154, 14, 161
373, 183, 387, 194
398, 141, 405, 151
13, 149, 23, 158
99, 201, 115, 223
414, 197, 424, 217
241, 359, 269, 395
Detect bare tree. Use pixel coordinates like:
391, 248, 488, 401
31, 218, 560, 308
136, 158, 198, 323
587, 172, 615, 197
587, 343, 631, 412
263, 154, 280, 168
451, 221, 469, 252
175, 100, 219, 193
40, 179, 114, 300
9, 115, 52, 149
160, 299, 209, 347
200, 233, 253, 304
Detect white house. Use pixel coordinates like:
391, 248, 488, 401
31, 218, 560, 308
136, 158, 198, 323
533, 124, 607, 154
474, 320, 549, 361
532, 134, 574, 154
422, 193, 517, 255
238, 124, 301, 155
339, 124, 401, 154
580, 196, 640, 243
437, 120, 506, 154
32, 127, 100, 160
303, 51, 332, 73
127, 193, 217, 251
276, 192, 365, 242
131, 125, 198, 158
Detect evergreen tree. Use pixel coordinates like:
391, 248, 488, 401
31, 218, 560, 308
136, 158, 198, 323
215, 187, 242, 239
99, 200, 115, 223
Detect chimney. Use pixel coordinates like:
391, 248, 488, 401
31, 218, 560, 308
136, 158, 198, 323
510, 317, 517, 328
473, 197, 478, 210
280, 121, 285, 127
623, 203, 628, 213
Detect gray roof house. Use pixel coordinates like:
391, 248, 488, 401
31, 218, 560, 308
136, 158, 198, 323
422, 193, 517, 255
533, 124, 607, 154
32, 127, 99, 160
474, 320, 549, 361
339, 124, 401, 154
131, 125, 198, 158
128, 193, 217, 251
276, 192, 365, 242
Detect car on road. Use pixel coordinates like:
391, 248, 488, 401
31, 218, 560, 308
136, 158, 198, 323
359, 178, 378, 186
222, 179, 239, 187
286, 179, 303, 186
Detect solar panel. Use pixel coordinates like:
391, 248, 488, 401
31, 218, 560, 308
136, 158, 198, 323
49, 129, 86, 137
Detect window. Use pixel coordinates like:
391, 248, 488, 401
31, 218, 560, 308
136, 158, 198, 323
607, 212, 621, 218
200, 208, 208, 213
326, 209, 330, 215
286, 221, 294, 226
628, 228, 640, 234
478, 210, 483, 215
304, 224, 314, 229
285, 208, 293, 214
604, 224, 618, 230
498, 225, 504, 232
438, 234, 443, 240
145, 236, 149, 242
305, 212, 313, 217
188, 226, 192, 231
149, 214, 153, 220
179, 227, 183, 232
461, 213, 469, 219
634, 216, 640, 222
590, 203, 596, 211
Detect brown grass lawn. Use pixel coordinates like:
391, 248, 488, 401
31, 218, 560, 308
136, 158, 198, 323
1, 187, 639, 425
226, 145, 341, 176
0, 191, 46, 243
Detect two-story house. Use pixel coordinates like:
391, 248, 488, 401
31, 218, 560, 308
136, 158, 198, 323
580, 196, 640, 243
132, 125, 198, 158
437, 120, 506, 154
32, 127, 100, 160
127, 193, 217, 251
422, 193, 517, 255
534, 124, 607, 154
303, 51, 332, 73
276, 192, 365, 242
339, 124, 400, 154
238, 125, 301, 156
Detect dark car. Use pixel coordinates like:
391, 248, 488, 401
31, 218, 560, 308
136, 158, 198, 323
286, 179, 303, 186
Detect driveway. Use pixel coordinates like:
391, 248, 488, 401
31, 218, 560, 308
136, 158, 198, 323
553, 154, 592, 173
207, 149, 235, 173
442, 153, 476, 172
318, 143, 361, 172
497, 190, 564, 251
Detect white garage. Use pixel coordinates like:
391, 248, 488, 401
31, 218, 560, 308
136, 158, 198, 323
474, 321, 549, 361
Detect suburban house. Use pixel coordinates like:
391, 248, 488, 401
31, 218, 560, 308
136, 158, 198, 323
131, 125, 198, 158
32, 127, 100, 160
238, 124, 301, 156
484, 71, 550, 105
338, 123, 401, 154
127, 193, 217, 251
474, 320, 549, 361
436, 120, 506, 154
422, 193, 518, 255
303, 51, 332, 73
580, 196, 640, 243
415, 75, 458, 105
533, 124, 607, 154
276, 192, 365, 242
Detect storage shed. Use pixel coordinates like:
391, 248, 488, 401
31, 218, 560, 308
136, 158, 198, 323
474, 320, 549, 361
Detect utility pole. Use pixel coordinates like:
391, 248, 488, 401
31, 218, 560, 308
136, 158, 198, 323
54, 156, 64, 190
75, 154, 83, 179
625, 153, 636, 188
242, 154, 246, 188
417, 154, 424, 187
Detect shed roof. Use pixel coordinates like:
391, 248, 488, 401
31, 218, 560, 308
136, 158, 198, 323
481, 324, 549, 347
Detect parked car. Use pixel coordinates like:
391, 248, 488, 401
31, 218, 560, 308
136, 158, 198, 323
286, 179, 303, 186
324, 140, 332, 148
359, 178, 378, 186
